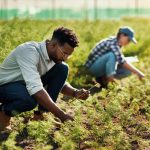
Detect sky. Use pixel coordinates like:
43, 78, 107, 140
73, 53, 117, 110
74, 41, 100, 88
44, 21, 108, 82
0, 0, 150, 10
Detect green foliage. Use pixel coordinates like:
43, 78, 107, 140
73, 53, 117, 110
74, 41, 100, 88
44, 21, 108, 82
0, 18, 150, 149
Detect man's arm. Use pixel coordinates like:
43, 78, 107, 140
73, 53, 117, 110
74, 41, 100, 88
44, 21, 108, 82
110, 41, 144, 80
123, 62, 145, 79
16, 46, 72, 122
61, 82, 90, 100
33, 89, 72, 122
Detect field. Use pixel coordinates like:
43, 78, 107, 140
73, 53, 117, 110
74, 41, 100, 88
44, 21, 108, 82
0, 18, 150, 150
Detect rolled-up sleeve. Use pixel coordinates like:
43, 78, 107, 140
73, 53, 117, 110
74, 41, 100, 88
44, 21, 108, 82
110, 44, 126, 64
15, 46, 44, 95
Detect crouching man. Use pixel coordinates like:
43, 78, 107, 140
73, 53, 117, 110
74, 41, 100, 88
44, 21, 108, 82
85, 26, 145, 88
0, 27, 89, 131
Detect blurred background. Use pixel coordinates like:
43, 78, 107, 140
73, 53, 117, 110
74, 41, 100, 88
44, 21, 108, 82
0, 0, 150, 20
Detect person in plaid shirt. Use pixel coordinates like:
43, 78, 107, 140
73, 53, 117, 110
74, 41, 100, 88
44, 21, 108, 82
85, 26, 145, 87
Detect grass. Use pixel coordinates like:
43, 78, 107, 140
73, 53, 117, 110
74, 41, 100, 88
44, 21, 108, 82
0, 17, 150, 150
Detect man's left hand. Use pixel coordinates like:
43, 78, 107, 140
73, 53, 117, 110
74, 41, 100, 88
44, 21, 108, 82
74, 89, 90, 100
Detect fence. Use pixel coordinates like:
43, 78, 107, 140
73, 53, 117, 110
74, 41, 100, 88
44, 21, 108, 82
0, 0, 150, 20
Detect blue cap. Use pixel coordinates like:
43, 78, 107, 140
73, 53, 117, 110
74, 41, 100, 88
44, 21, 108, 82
119, 26, 137, 44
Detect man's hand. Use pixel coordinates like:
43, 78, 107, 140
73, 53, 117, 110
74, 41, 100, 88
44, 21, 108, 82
74, 89, 90, 100
61, 82, 90, 100
123, 62, 145, 81
61, 113, 74, 122
33, 89, 74, 123
136, 72, 145, 80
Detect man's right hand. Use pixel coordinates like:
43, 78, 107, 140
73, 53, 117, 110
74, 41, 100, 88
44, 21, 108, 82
137, 72, 145, 80
123, 62, 145, 81
61, 113, 74, 122
33, 89, 74, 123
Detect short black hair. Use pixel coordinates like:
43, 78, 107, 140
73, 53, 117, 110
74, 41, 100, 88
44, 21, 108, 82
51, 26, 79, 48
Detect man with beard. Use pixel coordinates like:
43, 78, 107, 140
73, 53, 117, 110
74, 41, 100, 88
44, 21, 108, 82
0, 27, 89, 131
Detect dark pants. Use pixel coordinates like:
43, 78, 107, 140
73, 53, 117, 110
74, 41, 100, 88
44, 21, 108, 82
0, 63, 68, 117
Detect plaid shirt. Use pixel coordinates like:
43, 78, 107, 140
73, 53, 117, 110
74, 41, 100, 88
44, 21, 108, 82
85, 36, 126, 68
